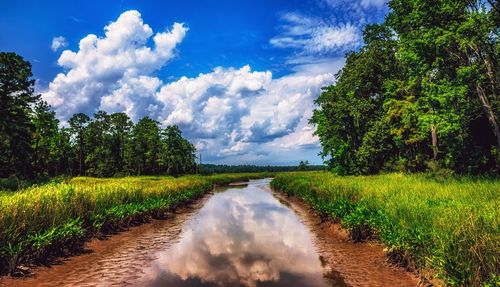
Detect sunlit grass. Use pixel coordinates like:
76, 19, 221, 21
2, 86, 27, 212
0, 173, 270, 275
271, 172, 499, 286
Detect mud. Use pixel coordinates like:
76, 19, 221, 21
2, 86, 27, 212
0, 179, 419, 287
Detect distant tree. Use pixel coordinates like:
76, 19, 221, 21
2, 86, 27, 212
85, 111, 113, 177
53, 127, 73, 176
298, 160, 310, 171
161, 125, 196, 176
130, 117, 162, 175
32, 101, 59, 176
68, 113, 90, 175
0, 52, 40, 177
109, 112, 133, 175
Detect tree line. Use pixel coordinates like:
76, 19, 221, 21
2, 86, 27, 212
0, 52, 196, 178
199, 162, 326, 174
312, 0, 499, 175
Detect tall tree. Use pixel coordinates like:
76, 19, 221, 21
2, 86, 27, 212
68, 113, 90, 176
32, 101, 59, 176
0, 52, 39, 177
53, 127, 74, 176
109, 112, 133, 175
314, 0, 499, 174
130, 117, 162, 175
161, 125, 196, 176
312, 24, 400, 174
85, 111, 113, 177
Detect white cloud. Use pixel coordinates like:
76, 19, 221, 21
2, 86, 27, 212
323, 0, 387, 10
154, 65, 335, 163
43, 10, 188, 120
270, 12, 362, 55
51, 36, 67, 51
42, 9, 340, 165
360, 0, 387, 8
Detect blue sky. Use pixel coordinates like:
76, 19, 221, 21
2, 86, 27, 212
0, 0, 388, 165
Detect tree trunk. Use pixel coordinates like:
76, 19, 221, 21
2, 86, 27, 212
467, 47, 500, 150
79, 134, 84, 176
476, 84, 500, 149
431, 124, 438, 160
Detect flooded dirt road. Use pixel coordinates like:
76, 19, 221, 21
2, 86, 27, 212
1, 179, 418, 287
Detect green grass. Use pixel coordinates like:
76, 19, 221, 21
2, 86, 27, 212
271, 171, 500, 287
0, 173, 271, 275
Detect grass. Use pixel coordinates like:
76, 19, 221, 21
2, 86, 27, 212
0, 173, 271, 275
271, 171, 500, 287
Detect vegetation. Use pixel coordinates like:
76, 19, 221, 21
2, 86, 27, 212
0, 173, 271, 275
199, 163, 326, 174
0, 52, 196, 178
312, 0, 500, 175
271, 172, 500, 286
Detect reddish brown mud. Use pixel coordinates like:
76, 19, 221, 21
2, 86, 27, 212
0, 179, 419, 287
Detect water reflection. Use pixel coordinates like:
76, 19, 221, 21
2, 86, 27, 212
139, 179, 342, 287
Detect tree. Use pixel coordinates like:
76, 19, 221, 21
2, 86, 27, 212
130, 117, 162, 175
314, 0, 499, 174
161, 125, 196, 176
68, 113, 90, 175
32, 101, 59, 176
109, 112, 133, 175
298, 160, 310, 171
0, 52, 40, 177
85, 111, 113, 177
312, 24, 400, 174
52, 127, 73, 176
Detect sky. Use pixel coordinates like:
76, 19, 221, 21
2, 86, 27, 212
0, 0, 388, 165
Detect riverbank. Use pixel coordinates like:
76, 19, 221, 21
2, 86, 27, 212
1, 178, 419, 287
270, 172, 499, 286
0, 173, 271, 276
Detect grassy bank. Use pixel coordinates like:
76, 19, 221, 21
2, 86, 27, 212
271, 172, 499, 286
0, 173, 271, 275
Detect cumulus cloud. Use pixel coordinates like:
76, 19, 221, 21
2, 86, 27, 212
51, 36, 67, 51
43, 10, 188, 120
42, 9, 338, 165
154, 65, 334, 163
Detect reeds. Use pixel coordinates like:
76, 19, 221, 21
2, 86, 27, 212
0, 173, 269, 275
271, 172, 500, 286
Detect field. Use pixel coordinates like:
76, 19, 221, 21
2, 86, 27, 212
270, 172, 500, 286
0, 173, 271, 275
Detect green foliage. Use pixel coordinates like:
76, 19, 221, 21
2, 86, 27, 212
198, 164, 326, 174
0, 52, 199, 179
161, 125, 196, 176
298, 160, 310, 171
32, 101, 61, 176
0, 173, 270, 275
271, 172, 500, 286
0, 52, 40, 177
313, 0, 500, 174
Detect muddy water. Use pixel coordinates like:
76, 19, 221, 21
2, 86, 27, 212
1, 179, 418, 287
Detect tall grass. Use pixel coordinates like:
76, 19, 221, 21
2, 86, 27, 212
271, 172, 499, 286
0, 173, 270, 275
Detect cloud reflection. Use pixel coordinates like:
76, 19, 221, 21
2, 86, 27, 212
139, 179, 332, 287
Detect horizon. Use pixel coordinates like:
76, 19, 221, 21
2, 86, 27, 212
0, 0, 388, 165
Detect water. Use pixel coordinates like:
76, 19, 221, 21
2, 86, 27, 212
1, 178, 417, 287
138, 178, 338, 286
